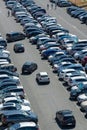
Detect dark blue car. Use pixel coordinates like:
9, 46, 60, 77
41, 48, 59, 59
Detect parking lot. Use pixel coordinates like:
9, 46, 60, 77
0, 0, 87, 130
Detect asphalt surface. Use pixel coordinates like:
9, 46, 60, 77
0, 0, 87, 130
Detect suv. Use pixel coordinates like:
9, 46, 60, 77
6, 32, 26, 42
55, 110, 76, 127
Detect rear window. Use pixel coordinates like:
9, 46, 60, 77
64, 116, 74, 120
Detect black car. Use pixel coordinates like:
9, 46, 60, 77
55, 110, 76, 127
22, 61, 38, 74
13, 43, 25, 53
6, 32, 26, 42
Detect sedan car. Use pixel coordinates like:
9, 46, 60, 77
22, 61, 38, 74
36, 72, 50, 84
13, 43, 25, 53
55, 109, 76, 127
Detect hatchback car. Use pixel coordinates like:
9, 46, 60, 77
36, 72, 50, 84
55, 109, 76, 127
13, 43, 25, 53
6, 32, 26, 42
22, 61, 38, 74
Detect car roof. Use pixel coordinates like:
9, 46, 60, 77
39, 72, 48, 75
24, 61, 33, 65
71, 76, 86, 80
59, 109, 73, 116
10, 122, 37, 129
2, 109, 26, 116
0, 63, 15, 67
6, 32, 22, 35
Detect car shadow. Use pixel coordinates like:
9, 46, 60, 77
21, 71, 32, 75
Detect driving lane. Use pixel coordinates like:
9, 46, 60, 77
0, 0, 87, 130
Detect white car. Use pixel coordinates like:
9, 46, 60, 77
77, 93, 87, 104
2, 97, 31, 107
59, 69, 76, 80
36, 72, 50, 84
63, 70, 86, 83
1, 85, 26, 99
68, 76, 87, 87
80, 100, 87, 112
0, 102, 31, 117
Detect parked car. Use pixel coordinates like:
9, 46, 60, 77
0, 102, 31, 118
0, 39, 7, 48
36, 72, 50, 84
70, 82, 87, 100
0, 70, 19, 77
22, 61, 38, 74
77, 93, 87, 105
41, 47, 60, 59
1, 110, 38, 126
0, 63, 17, 72
6, 32, 26, 42
55, 109, 76, 127
13, 43, 25, 53
2, 96, 30, 106
68, 76, 87, 88
1, 86, 25, 99
5, 121, 40, 130
80, 100, 87, 112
